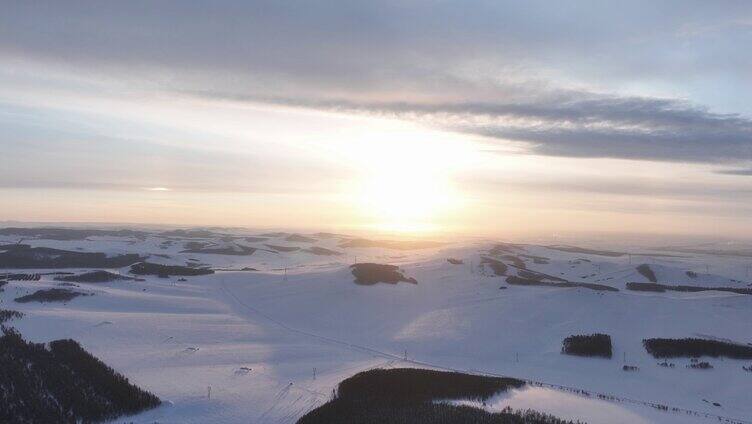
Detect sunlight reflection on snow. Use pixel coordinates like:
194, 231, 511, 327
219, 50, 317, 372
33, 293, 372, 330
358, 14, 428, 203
448, 386, 650, 424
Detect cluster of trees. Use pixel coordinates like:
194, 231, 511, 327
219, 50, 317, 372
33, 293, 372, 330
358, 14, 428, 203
350, 263, 417, 285
337, 368, 523, 403
2, 273, 40, 281
265, 244, 300, 252
298, 368, 580, 424
544, 245, 624, 257
562, 334, 613, 358
687, 362, 713, 370
635, 264, 657, 282
627, 282, 752, 295
0, 309, 23, 324
180, 243, 257, 256
55, 271, 132, 283
129, 262, 214, 277
643, 338, 752, 359
0, 227, 149, 241
0, 245, 143, 269
481, 257, 508, 276
0, 227, 148, 241
299, 401, 585, 424
0, 328, 161, 423
14, 288, 92, 304
507, 276, 618, 292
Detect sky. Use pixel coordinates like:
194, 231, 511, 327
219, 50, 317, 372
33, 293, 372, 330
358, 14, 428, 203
1, 1, 752, 238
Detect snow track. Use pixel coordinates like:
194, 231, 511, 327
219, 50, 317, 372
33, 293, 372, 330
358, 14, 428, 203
220, 280, 751, 424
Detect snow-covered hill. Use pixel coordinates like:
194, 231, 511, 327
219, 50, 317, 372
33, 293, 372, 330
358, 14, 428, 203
2, 228, 751, 423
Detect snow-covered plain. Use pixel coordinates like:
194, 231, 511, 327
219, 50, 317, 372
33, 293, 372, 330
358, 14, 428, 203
2, 230, 752, 423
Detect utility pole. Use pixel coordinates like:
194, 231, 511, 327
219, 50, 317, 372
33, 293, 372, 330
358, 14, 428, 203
313, 367, 316, 380
207, 385, 212, 400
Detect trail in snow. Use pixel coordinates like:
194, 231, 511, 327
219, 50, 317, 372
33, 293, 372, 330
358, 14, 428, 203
220, 280, 752, 424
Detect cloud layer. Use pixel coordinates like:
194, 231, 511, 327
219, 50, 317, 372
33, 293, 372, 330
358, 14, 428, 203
2, 1, 751, 166
224, 92, 752, 163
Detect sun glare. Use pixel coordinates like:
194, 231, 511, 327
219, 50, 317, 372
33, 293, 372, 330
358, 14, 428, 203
344, 123, 469, 235
360, 171, 453, 233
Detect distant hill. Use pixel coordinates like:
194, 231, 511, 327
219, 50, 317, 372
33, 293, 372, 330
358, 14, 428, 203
0, 245, 143, 269
0, 227, 148, 241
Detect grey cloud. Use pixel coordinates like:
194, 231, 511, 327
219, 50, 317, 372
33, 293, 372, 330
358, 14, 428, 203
2, 1, 750, 96
2, 1, 752, 165
195, 91, 752, 163
359, 96, 752, 164
715, 168, 752, 176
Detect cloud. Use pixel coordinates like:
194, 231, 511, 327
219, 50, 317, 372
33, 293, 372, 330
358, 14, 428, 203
188, 90, 752, 164
716, 168, 752, 176
2, 1, 752, 165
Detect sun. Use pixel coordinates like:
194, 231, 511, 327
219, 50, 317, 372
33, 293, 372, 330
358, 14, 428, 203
359, 171, 453, 233
329, 115, 472, 235
351, 135, 464, 234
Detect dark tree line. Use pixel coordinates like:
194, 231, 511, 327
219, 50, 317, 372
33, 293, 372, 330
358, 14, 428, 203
337, 368, 523, 403
299, 402, 585, 424
0, 309, 23, 324
298, 368, 582, 424
507, 276, 618, 292
55, 271, 132, 283
0, 245, 143, 269
350, 263, 417, 285
481, 257, 508, 276
0, 227, 148, 241
1, 273, 41, 281
627, 282, 752, 295
636, 264, 657, 282
0, 328, 160, 423
15, 288, 92, 303
562, 334, 613, 358
129, 262, 214, 277
643, 338, 752, 359
686, 361, 713, 369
